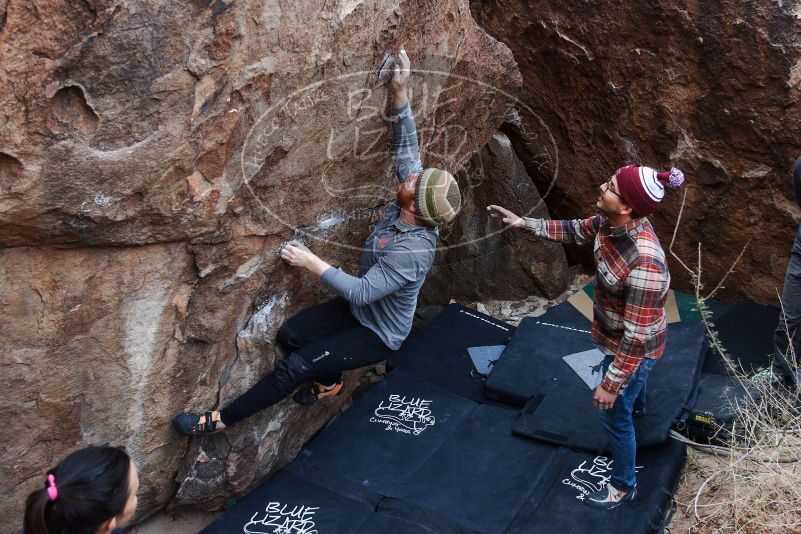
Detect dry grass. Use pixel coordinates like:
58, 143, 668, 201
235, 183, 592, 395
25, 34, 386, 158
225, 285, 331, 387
669, 381, 801, 533
668, 188, 801, 533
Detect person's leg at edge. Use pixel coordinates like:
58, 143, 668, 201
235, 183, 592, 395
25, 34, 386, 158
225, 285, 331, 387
774, 225, 801, 389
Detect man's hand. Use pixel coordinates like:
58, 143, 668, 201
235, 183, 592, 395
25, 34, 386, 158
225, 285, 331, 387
280, 241, 331, 277
392, 49, 410, 108
593, 384, 618, 410
487, 205, 525, 229
280, 241, 314, 269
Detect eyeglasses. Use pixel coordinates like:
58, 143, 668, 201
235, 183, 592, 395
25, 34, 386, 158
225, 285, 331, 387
601, 178, 624, 201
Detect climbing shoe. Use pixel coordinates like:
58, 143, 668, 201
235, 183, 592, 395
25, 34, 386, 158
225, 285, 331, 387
293, 381, 344, 406
173, 411, 223, 437
584, 484, 637, 510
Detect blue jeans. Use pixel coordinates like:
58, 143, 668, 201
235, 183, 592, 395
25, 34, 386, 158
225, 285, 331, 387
598, 356, 656, 492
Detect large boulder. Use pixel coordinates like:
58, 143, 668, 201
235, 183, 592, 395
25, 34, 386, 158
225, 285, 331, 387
0, 0, 521, 529
422, 131, 569, 303
471, 0, 801, 304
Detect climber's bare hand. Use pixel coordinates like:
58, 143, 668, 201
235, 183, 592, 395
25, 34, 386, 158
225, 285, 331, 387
281, 242, 315, 269
392, 49, 411, 94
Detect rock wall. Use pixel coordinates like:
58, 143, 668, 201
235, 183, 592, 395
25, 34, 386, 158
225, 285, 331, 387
0, 0, 571, 529
472, 0, 801, 304
421, 131, 569, 303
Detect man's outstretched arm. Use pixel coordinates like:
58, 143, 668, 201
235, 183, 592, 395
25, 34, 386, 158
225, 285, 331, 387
486, 205, 602, 245
390, 49, 423, 183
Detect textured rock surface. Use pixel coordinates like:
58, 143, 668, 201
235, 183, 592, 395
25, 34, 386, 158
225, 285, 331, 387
0, 0, 540, 529
0, 244, 196, 521
472, 0, 801, 304
422, 131, 569, 303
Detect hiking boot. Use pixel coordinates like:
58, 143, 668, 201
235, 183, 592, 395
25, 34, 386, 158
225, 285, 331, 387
173, 411, 224, 437
584, 484, 637, 510
293, 381, 344, 406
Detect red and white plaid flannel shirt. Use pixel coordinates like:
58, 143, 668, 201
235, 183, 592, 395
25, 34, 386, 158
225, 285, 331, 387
524, 214, 670, 394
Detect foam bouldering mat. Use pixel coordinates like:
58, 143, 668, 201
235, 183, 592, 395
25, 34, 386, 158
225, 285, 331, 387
199, 470, 374, 533
685, 372, 760, 442
506, 437, 687, 533
484, 310, 595, 407
358, 510, 472, 534
290, 369, 477, 497
386, 404, 559, 533
388, 303, 515, 403
468, 345, 506, 376
512, 321, 707, 452
533, 296, 593, 331
702, 300, 780, 375
563, 348, 607, 389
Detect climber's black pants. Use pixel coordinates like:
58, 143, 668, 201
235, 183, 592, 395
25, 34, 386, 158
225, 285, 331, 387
220, 298, 393, 425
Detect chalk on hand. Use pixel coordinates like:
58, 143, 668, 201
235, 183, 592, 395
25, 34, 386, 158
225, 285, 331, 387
278, 240, 311, 258
376, 52, 396, 86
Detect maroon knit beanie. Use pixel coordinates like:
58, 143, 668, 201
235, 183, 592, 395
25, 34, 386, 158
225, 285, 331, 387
615, 164, 685, 217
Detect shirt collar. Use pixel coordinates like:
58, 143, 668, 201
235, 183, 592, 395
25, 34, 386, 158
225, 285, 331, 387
608, 217, 644, 238
390, 217, 419, 232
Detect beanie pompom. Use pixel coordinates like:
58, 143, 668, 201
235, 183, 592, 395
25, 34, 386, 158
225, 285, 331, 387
666, 167, 684, 188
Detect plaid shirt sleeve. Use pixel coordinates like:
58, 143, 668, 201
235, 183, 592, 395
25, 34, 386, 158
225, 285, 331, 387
601, 259, 669, 394
522, 215, 602, 245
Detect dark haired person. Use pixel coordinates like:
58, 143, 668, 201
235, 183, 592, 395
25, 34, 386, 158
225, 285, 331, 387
488, 164, 684, 510
173, 49, 462, 436
24, 446, 138, 534
773, 156, 801, 390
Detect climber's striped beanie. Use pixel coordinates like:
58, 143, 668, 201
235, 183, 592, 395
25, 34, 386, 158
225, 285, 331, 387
615, 164, 685, 217
414, 168, 462, 226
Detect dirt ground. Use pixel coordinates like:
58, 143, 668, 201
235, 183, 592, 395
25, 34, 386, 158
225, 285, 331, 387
669, 450, 722, 533
669, 446, 801, 533
129, 509, 218, 533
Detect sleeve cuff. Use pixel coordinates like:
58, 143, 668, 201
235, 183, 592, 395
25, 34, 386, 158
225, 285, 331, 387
600, 359, 635, 394
523, 217, 545, 235
600, 376, 624, 394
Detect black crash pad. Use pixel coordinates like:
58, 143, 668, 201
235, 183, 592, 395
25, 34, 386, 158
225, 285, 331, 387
484, 306, 595, 407
290, 369, 477, 497
199, 469, 374, 533
531, 297, 594, 330
685, 372, 760, 441
702, 300, 780, 375
385, 404, 559, 533
357, 510, 463, 533
512, 321, 707, 452
507, 437, 687, 533
389, 303, 515, 403
205, 366, 688, 534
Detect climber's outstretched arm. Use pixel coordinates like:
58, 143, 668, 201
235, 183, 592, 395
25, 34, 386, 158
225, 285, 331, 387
389, 49, 423, 183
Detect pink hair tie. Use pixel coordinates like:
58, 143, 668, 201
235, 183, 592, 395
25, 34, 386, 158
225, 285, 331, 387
46, 474, 58, 501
